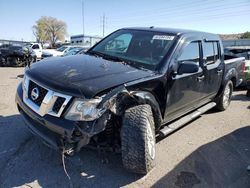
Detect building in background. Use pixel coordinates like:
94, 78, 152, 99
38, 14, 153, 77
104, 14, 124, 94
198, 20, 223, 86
222, 39, 250, 48
70, 34, 102, 47
0, 39, 30, 47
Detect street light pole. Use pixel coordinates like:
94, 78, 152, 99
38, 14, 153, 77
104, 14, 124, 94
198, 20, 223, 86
102, 13, 105, 37
82, 0, 85, 44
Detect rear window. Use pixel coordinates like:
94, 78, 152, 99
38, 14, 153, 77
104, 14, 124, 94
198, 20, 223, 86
32, 44, 40, 49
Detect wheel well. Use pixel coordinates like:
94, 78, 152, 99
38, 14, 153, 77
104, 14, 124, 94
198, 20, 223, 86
230, 77, 236, 88
117, 95, 162, 131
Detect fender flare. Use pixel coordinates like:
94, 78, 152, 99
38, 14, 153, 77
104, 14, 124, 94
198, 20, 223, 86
215, 68, 237, 101
99, 86, 163, 130
126, 91, 163, 130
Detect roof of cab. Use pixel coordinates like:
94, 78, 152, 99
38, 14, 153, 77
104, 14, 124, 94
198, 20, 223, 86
122, 27, 220, 40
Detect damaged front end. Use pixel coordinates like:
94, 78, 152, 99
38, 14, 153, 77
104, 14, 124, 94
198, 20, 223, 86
65, 84, 163, 154
63, 85, 131, 154
17, 75, 162, 156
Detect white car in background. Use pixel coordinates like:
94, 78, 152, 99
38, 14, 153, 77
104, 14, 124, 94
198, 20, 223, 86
43, 46, 79, 57
30, 43, 42, 59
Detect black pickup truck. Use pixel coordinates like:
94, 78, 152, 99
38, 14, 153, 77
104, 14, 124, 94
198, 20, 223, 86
16, 27, 245, 174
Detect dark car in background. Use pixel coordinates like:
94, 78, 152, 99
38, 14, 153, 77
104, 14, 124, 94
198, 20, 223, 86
0, 45, 37, 67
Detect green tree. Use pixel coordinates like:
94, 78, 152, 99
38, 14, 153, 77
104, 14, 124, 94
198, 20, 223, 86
32, 20, 48, 45
241, 31, 250, 39
32, 16, 67, 48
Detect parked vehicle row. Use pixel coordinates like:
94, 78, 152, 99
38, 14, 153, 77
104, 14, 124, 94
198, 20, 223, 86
42, 46, 88, 58
16, 27, 245, 175
0, 43, 89, 66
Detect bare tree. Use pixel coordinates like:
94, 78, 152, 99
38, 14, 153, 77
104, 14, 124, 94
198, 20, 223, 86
32, 16, 67, 48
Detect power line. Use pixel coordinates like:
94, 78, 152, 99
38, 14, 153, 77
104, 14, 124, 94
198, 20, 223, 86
109, 0, 206, 18
110, 1, 249, 22
108, 2, 250, 28
107, 9, 250, 28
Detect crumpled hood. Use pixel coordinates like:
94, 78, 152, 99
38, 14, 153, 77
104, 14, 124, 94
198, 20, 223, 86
26, 54, 154, 98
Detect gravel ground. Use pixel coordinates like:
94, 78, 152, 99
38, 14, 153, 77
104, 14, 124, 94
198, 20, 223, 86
0, 67, 250, 188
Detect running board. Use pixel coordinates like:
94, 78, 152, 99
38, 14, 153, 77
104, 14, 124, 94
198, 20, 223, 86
159, 102, 216, 137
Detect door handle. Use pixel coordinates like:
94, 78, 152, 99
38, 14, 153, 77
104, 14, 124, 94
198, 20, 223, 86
197, 75, 205, 82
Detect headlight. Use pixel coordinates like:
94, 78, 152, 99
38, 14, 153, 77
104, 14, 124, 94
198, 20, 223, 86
64, 98, 105, 121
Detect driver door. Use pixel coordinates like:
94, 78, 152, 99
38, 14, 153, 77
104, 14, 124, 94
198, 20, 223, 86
164, 41, 204, 123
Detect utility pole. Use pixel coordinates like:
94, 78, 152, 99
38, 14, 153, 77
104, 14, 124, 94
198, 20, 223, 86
101, 13, 106, 37
82, 0, 85, 43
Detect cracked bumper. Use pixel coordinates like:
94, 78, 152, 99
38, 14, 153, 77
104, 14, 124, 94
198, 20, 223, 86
15, 83, 108, 151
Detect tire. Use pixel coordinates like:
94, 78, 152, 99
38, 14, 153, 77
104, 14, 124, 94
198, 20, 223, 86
216, 80, 233, 111
7, 57, 17, 66
121, 104, 156, 174
247, 90, 250, 98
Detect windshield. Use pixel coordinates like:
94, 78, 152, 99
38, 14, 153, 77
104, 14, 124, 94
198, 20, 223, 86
57, 46, 68, 52
88, 29, 175, 70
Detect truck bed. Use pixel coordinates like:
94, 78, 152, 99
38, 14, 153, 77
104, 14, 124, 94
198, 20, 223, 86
224, 55, 245, 87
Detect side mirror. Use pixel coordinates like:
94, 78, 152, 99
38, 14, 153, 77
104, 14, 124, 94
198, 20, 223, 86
178, 61, 199, 74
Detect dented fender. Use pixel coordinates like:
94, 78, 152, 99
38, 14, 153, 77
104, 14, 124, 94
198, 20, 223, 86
97, 85, 163, 130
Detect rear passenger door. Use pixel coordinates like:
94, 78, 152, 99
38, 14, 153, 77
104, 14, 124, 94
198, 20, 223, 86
201, 41, 223, 100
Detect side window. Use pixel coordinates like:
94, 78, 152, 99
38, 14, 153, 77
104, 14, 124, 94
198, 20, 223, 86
178, 42, 200, 63
213, 42, 219, 61
105, 33, 132, 54
203, 41, 219, 65
32, 44, 39, 49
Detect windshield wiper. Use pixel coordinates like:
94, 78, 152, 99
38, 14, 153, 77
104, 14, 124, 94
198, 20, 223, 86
87, 50, 127, 64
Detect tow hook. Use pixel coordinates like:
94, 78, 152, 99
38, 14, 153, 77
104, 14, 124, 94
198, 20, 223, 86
61, 140, 75, 156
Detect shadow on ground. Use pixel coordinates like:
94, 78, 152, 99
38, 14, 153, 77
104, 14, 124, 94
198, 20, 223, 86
0, 114, 141, 188
232, 92, 249, 102
152, 126, 250, 188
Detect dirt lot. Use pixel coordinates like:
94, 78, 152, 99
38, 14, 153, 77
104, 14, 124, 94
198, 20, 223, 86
0, 67, 250, 188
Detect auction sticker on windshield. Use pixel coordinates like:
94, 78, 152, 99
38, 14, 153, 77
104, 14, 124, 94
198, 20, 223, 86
152, 35, 175, 40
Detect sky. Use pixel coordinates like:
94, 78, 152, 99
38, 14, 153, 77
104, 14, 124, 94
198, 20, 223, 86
0, 0, 250, 41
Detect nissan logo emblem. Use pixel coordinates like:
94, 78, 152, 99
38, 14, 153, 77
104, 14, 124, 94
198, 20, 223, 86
31, 87, 39, 101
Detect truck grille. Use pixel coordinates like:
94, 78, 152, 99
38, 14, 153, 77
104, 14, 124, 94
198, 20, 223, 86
28, 81, 48, 106
23, 76, 72, 117
52, 97, 66, 113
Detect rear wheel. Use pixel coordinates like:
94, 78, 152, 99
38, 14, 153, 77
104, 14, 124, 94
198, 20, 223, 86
247, 90, 250, 97
121, 104, 156, 174
216, 80, 233, 111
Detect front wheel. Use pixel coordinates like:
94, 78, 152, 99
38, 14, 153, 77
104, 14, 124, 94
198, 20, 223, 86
121, 104, 156, 174
216, 80, 233, 111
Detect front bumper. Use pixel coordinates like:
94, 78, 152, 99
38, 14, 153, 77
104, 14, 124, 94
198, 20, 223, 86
16, 83, 108, 152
